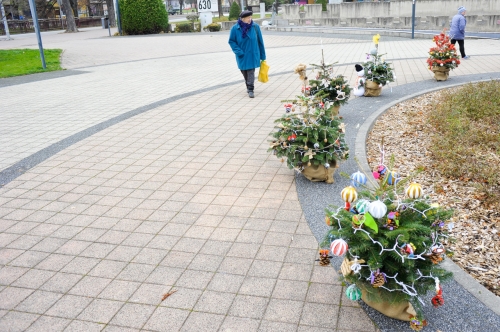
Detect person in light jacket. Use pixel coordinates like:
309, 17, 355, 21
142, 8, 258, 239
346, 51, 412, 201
449, 6, 469, 59
228, 10, 267, 98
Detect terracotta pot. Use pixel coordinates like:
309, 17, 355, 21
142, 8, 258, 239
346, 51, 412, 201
361, 288, 416, 321
301, 160, 338, 184
432, 66, 450, 81
364, 80, 382, 97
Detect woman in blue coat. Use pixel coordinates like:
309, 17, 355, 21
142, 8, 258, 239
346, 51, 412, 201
228, 10, 267, 98
449, 6, 469, 59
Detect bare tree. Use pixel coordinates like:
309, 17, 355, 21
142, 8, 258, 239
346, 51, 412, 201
61, 0, 77, 31
105, 0, 115, 26
217, 0, 222, 17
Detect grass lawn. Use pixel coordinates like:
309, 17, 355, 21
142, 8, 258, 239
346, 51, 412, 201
0, 48, 63, 78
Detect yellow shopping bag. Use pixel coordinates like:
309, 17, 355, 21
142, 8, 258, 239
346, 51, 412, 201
258, 60, 269, 83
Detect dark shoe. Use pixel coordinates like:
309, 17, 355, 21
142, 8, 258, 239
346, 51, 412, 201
248, 91, 254, 98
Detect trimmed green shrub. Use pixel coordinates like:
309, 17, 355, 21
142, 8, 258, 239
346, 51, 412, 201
204, 23, 221, 32
316, 0, 327, 11
175, 22, 194, 32
120, 0, 169, 35
228, 1, 241, 21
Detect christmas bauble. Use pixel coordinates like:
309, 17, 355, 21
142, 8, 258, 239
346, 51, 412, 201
341, 186, 358, 203
355, 199, 369, 214
324, 163, 330, 169
368, 200, 387, 219
350, 171, 367, 188
406, 182, 423, 199
330, 239, 348, 256
386, 171, 399, 185
345, 284, 362, 301
314, 143, 319, 149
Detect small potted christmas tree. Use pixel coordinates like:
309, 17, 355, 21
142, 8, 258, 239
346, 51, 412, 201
323, 154, 453, 330
427, 30, 460, 81
268, 59, 349, 184
308, 62, 351, 116
361, 34, 395, 97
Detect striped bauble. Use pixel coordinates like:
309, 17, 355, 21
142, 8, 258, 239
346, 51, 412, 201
345, 284, 362, 301
368, 200, 387, 219
341, 186, 358, 203
355, 199, 370, 214
386, 171, 400, 185
350, 171, 367, 188
406, 182, 423, 199
330, 239, 348, 256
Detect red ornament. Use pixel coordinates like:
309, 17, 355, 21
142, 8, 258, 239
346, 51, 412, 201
431, 285, 444, 307
330, 239, 348, 256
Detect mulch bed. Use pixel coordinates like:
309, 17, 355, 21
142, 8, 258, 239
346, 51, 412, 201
366, 90, 500, 297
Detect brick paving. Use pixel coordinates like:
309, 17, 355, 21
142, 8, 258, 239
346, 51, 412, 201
0, 27, 499, 331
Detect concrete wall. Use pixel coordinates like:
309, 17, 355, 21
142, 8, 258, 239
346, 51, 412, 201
280, 0, 500, 32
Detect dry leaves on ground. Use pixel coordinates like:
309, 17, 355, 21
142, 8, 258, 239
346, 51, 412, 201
366, 90, 500, 296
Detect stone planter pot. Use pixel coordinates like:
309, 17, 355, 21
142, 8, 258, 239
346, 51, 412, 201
361, 288, 417, 321
301, 160, 338, 184
364, 80, 382, 97
432, 66, 450, 81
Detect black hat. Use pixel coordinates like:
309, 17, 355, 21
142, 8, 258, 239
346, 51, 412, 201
355, 64, 363, 72
239, 10, 253, 18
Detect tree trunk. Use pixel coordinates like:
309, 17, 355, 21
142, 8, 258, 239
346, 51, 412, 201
105, 0, 115, 26
61, 0, 77, 31
69, 0, 77, 17
217, 0, 222, 17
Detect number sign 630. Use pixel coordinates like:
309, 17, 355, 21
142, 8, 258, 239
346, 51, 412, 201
198, 0, 211, 10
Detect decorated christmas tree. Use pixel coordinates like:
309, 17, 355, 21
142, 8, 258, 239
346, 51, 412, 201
427, 30, 461, 70
309, 62, 352, 111
323, 149, 453, 330
268, 55, 350, 183
360, 34, 395, 96
427, 30, 460, 81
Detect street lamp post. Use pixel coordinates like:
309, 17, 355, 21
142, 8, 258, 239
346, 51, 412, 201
28, 0, 46, 69
411, 0, 416, 39
1, 1, 12, 40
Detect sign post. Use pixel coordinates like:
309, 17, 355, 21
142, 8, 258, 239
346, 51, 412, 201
198, 0, 217, 30
411, 0, 416, 39
28, 0, 46, 69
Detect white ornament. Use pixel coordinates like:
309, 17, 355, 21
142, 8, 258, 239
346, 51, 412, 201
368, 200, 387, 219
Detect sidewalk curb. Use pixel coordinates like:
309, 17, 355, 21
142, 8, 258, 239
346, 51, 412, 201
264, 25, 499, 40
354, 78, 500, 316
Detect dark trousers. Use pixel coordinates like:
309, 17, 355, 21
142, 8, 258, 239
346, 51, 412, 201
450, 39, 466, 58
241, 69, 255, 92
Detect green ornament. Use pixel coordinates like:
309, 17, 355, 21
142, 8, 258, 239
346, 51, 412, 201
345, 284, 362, 301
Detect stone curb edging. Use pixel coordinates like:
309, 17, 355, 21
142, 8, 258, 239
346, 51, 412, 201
264, 25, 499, 40
354, 78, 500, 316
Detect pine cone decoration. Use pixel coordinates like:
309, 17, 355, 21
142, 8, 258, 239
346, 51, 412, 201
318, 250, 331, 266
428, 252, 443, 264
370, 269, 386, 288
409, 316, 427, 331
319, 256, 330, 266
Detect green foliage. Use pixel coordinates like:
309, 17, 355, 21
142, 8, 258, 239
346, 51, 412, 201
175, 22, 194, 32
120, 0, 168, 35
363, 53, 395, 86
324, 169, 454, 321
309, 62, 352, 107
316, 0, 327, 11
204, 23, 221, 32
427, 81, 500, 207
228, 1, 241, 21
186, 14, 199, 22
0, 49, 62, 78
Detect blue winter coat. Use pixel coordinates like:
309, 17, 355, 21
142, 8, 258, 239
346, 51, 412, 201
449, 14, 466, 40
228, 22, 266, 70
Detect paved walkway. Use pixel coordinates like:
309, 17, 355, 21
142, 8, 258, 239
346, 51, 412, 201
0, 27, 499, 331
